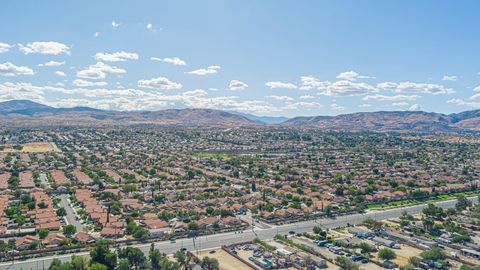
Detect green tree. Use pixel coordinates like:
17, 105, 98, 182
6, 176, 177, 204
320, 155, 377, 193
56, 207, 67, 217
174, 251, 186, 266
456, 195, 472, 211
335, 256, 360, 270
38, 201, 48, 209
63, 224, 77, 236
422, 204, 445, 220
420, 247, 445, 261
87, 263, 108, 270
116, 259, 130, 270
149, 250, 162, 270
201, 257, 219, 270
39, 228, 50, 239
49, 259, 72, 270
378, 248, 397, 261
357, 242, 373, 254
71, 255, 88, 270
119, 247, 146, 270
188, 221, 199, 231
133, 227, 149, 239
90, 240, 117, 270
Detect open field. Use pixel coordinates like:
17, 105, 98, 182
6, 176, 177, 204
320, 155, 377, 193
198, 249, 251, 270
0, 142, 58, 153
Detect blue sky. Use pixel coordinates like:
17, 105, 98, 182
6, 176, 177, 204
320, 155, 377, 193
1, 0, 480, 117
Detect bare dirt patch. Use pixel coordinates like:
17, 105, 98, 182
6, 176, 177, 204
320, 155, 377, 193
198, 249, 252, 270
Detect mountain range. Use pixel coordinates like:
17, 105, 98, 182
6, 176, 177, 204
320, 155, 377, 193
1, 100, 479, 132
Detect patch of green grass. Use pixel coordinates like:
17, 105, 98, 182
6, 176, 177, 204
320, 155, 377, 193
367, 190, 480, 210
253, 238, 277, 251
192, 153, 232, 159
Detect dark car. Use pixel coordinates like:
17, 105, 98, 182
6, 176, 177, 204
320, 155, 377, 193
383, 261, 398, 269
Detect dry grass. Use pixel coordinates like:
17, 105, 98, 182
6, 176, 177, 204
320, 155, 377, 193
0, 142, 57, 153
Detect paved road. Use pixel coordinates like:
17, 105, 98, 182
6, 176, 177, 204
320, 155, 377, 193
59, 195, 85, 233
0, 196, 477, 270
237, 213, 272, 229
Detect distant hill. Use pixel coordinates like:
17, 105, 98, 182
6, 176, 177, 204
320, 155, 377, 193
282, 110, 480, 132
0, 100, 100, 116
229, 111, 289, 124
0, 99, 479, 131
0, 100, 257, 127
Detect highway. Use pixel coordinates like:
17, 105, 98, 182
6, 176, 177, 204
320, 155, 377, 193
0, 196, 477, 270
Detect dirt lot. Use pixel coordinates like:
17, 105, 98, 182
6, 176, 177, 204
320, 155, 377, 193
198, 249, 252, 270
374, 244, 422, 267
0, 142, 58, 153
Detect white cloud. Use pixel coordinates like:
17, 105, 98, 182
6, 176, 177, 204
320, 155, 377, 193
77, 62, 126, 80
447, 98, 480, 108
0, 62, 34, 76
408, 104, 422, 111
442, 75, 457, 82
229, 80, 248, 91
265, 81, 297, 89
0, 43, 12, 53
336, 70, 373, 81
38, 61, 65, 67
301, 75, 448, 97
0, 82, 46, 102
0, 81, 281, 114
469, 93, 480, 100
187, 65, 221, 75
299, 95, 315, 99
362, 94, 422, 101
283, 102, 322, 110
55, 71, 66, 77
112, 21, 120, 28
392, 102, 409, 107
318, 80, 377, 96
19, 41, 70, 55
94, 32, 100, 37
95, 51, 139, 62
469, 88, 480, 100
73, 79, 108, 87
377, 81, 454, 95
359, 104, 372, 108
147, 23, 153, 29
151, 57, 187, 66
330, 103, 345, 111
76, 69, 105, 80
138, 76, 182, 90
288, 75, 378, 96
266, 95, 294, 101
299, 76, 327, 90
177, 90, 280, 114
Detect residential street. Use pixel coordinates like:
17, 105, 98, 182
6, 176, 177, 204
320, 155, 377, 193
59, 194, 85, 233
0, 196, 476, 270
